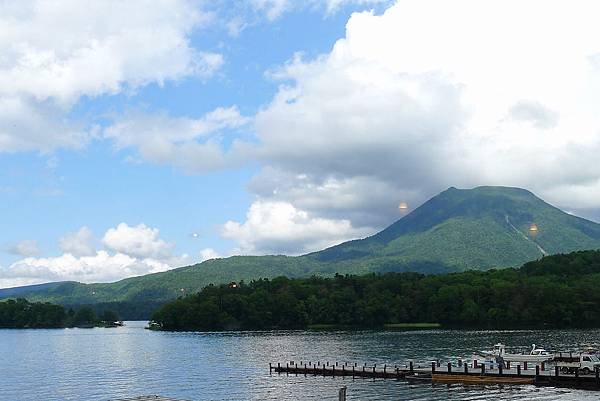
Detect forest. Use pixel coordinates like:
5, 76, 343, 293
151, 250, 600, 331
0, 298, 120, 328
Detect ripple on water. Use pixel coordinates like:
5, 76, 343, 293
1, 323, 600, 400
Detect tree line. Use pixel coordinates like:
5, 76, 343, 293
151, 250, 600, 331
0, 298, 121, 328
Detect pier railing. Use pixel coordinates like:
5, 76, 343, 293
270, 359, 600, 390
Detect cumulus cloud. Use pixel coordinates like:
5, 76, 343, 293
200, 248, 221, 262
208, 0, 600, 254
251, 0, 292, 21
102, 223, 172, 259
104, 106, 251, 172
58, 226, 95, 257
0, 223, 195, 287
0, 0, 219, 153
222, 201, 372, 254
250, 0, 391, 20
507, 100, 560, 129
6, 240, 40, 257
0, 251, 192, 288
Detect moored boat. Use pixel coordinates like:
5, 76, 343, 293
479, 343, 552, 363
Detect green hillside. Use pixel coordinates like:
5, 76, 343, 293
309, 186, 600, 268
3, 186, 600, 317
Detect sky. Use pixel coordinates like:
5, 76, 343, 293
2, 0, 600, 288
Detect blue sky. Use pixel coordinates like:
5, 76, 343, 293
2, 0, 600, 287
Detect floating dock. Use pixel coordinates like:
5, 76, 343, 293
270, 360, 600, 390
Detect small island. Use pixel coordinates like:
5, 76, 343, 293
0, 298, 122, 329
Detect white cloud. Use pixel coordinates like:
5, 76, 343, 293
236, 0, 600, 233
222, 201, 372, 254
0, 251, 192, 288
6, 240, 40, 257
250, 0, 390, 20
58, 226, 95, 257
204, 0, 600, 254
251, 0, 292, 21
104, 106, 251, 172
0, 223, 196, 287
0, 0, 219, 153
507, 100, 559, 129
200, 248, 221, 262
322, 0, 390, 15
102, 223, 172, 259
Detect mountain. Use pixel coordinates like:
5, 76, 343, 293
3, 186, 600, 317
308, 186, 600, 268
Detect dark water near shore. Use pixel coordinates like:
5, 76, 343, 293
2, 322, 600, 400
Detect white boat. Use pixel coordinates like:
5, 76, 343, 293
479, 343, 553, 363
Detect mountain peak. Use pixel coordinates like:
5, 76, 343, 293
310, 185, 600, 268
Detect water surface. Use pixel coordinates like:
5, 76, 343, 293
2, 322, 600, 400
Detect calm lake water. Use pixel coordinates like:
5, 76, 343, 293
2, 322, 600, 400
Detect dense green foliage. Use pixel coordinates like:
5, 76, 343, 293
151, 250, 600, 331
3, 186, 600, 320
0, 298, 120, 328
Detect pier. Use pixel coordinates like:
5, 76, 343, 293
270, 360, 600, 390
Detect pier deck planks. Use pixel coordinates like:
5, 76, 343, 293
271, 360, 600, 389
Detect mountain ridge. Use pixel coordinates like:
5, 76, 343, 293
2, 185, 600, 317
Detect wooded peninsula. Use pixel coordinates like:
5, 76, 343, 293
0, 298, 120, 329
151, 250, 600, 331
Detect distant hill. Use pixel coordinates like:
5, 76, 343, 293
3, 186, 600, 318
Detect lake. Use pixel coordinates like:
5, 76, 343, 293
2, 322, 600, 400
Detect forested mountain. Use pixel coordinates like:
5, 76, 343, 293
152, 250, 600, 331
2, 186, 600, 319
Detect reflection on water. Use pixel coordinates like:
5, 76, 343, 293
1, 322, 600, 400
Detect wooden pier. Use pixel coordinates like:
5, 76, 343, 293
270, 360, 600, 390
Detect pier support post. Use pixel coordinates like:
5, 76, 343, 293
409, 361, 414, 374
524, 362, 528, 370
352, 365, 355, 376
473, 360, 478, 369
372, 365, 376, 374
499, 363, 503, 375
342, 365, 345, 375
384, 364, 387, 375
481, 364, 485, 375
437, 360, 441, 368
535, 365, 540, 380
431, 362, 436, 373
333, 365, 335, 376
595, 367, 599, 386
541, 362, 545, 371
447, 363, 452, 373
464, 363, 468, 374
339, 386, 347, 401
517, 365, 521, 376
269, 363, 272, 372
555, 366, 559, 378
